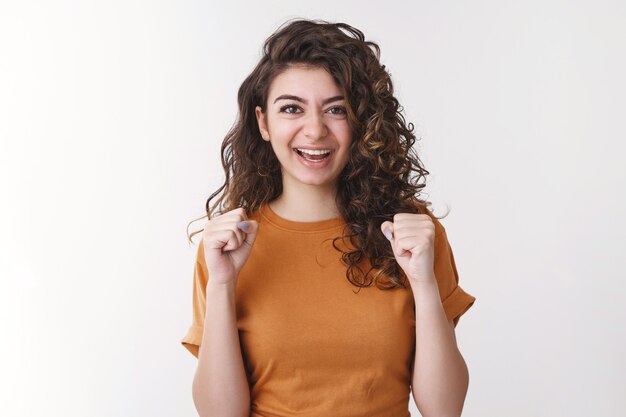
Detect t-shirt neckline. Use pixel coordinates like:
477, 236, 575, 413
259, 202, 345, 232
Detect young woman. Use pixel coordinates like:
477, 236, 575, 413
181, 18, 476, 417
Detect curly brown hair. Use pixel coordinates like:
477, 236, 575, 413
187, 18, 447, 291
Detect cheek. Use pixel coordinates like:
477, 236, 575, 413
269, 118, 299, 137
336, 141, 353, 166
270, 142, 290, 160
269, 128, 297, 155
331, 121, 352, 144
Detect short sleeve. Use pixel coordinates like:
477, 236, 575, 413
432, 221, 476, 328
180, 240, 209, 358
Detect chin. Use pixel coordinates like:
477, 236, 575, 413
294, 174, 336, 186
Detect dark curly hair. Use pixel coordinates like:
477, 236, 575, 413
187, 18, 448, 291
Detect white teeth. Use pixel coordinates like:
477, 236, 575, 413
296, 148, 331, 155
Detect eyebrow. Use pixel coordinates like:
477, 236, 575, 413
273, 94, 345, 105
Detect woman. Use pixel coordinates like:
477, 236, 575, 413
181, 18, 476, 417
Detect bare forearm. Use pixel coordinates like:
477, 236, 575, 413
192, 280, 250, 417
412, 276, 469, 417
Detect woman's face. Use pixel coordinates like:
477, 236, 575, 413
255, 65, 352, 191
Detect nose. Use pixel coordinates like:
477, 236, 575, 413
302, 110, 328, 140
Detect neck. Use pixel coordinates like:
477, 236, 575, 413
269, 178, 342, 222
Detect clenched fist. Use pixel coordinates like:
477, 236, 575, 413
380, 213, 436, 284
202, 207, 259, 286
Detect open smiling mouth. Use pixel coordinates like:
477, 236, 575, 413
294, 148, 332, 162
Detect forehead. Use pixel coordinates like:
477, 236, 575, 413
267, 66, 343, 99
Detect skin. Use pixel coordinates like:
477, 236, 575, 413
254, 64, 468, 415
380, 216, 469, 415
255, 64, 352, 222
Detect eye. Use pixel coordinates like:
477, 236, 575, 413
327, 106, 347, 115
279, 104, 301, 114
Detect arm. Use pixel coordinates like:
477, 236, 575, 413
411, 276, 469, 417
192, 280, 250, 417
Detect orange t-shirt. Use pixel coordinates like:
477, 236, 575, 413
181, 202, 476, 417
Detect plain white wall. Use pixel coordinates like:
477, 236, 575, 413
1, 0, 624, 416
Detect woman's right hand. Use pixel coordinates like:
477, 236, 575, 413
201, 207, 259, 285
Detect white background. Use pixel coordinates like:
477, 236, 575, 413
1, 1, 625, 416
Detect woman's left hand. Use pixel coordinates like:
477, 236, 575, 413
381, 213, 437, 284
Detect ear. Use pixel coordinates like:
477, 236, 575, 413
255, 106, 270, 142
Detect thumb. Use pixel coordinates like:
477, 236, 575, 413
380, 221, 394, 241
239, 219, 259, 248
